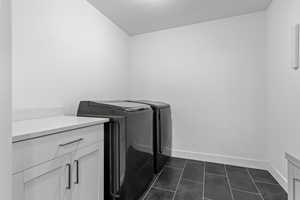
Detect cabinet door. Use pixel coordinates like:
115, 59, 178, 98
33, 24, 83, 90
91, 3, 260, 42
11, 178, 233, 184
72, 142, 103, 200
13, 154, 72, 200
288, 163, 300, 200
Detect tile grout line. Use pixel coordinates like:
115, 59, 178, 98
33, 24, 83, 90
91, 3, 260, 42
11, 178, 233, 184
231, 188, 260, 195
205, 172, 226, 177
246, 169, 265, 200
152, 186, 176, 193
202, 162, 206, 200
224, 165, 236, 200
171, 160, 187, 200
141, 168, 164, 200
253, 180, 279, 186
182, 178, 203, 185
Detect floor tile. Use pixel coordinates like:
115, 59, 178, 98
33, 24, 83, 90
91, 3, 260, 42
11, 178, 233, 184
145, 188, 174, 200
166, 157, 186, 169
256, 182, 288, 200
226, 165, 258, 193
154, 167, 182, 191
182, 160, 204, 183
205, 162, 226, 176
142, 157, 287, 200
204, 174, 232, 200
248, 168, 279, 184
232, 190, 262, 200
174, 179, 203, 200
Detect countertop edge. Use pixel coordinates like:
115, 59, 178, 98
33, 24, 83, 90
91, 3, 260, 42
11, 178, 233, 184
12, 117, 109, 143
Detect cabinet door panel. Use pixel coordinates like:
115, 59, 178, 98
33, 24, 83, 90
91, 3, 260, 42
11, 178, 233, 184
72, 142, 103, 200
293, 168, 300, 200
295, 180, 300, 200
13, 155, 71, 200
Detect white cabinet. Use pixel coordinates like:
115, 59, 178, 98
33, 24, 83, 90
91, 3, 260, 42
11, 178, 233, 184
13, 154, 72, 200
13, 124, 105, 200
72, 143, 104, 200
286, 153, 300, 200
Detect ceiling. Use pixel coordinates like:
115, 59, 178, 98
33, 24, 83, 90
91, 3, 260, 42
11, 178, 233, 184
88, 0, 272, 35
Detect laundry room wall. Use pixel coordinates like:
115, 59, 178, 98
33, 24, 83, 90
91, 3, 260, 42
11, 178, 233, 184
0, 0, 11, 198
266, 0, 300, 189
129, 12, 267, 168
12, 0, 130, 116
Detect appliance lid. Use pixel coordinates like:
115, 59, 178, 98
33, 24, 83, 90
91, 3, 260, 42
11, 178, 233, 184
128, 100, 170, 109
92, 100, 151, 112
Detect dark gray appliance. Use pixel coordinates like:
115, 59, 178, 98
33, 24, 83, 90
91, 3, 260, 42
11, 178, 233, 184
128, 100, 172, 174
77, 101, 154, 200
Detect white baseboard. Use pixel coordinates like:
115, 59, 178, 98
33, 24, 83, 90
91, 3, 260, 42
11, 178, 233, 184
172, 149, 269, 169
267, 164, 288, 192
171, 148, 288, 192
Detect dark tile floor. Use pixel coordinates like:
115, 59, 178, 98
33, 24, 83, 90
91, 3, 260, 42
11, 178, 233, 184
142, 157, 287, 200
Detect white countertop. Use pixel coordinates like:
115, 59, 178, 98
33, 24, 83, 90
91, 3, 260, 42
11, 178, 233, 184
13, 116, 109, 143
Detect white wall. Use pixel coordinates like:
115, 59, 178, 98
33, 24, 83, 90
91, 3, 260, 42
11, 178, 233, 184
13, 0, 299, 189
0, 0, 11, 198
12, 0, 129, 115
129, 12, 267, 166
266, 0, 300, 187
